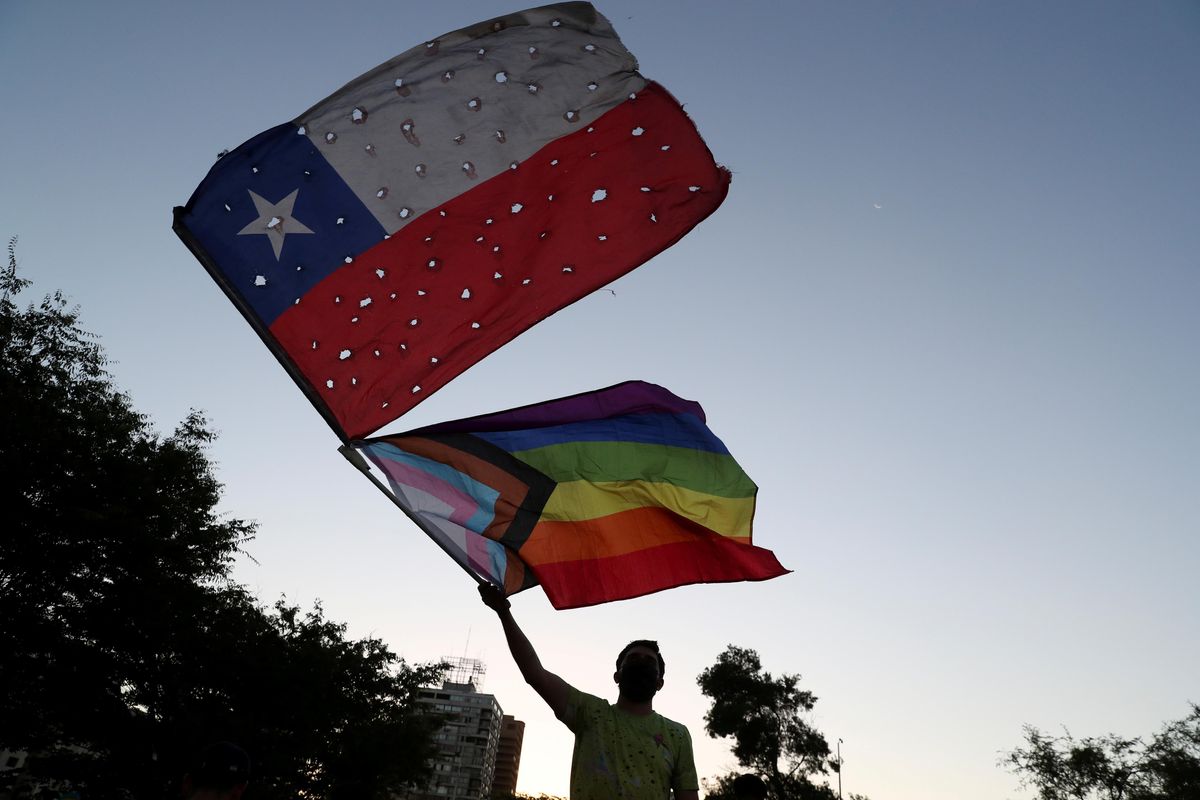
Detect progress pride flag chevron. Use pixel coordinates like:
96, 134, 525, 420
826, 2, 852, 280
175, 2, 730, 439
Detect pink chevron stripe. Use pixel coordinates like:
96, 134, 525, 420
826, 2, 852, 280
376, 456, 482, 528
466, 532, 497, 578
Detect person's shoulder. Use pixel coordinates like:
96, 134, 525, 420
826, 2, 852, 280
564, 686, 613, 731
567, 686, 611, 715
568, 685, 607, 704
654, 710, 693, 739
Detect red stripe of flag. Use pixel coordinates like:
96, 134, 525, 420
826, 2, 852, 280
533, 534, 789, 610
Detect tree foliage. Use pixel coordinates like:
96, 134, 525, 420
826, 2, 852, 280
1004, 705, 1200, 800
697, 645, 839, 800
0, 241, 445, 799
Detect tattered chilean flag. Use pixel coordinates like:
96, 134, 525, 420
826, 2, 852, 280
174, 2, 730, 440
355, 382, 789, 609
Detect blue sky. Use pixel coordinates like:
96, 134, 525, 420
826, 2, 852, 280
3, 2, 1198, 798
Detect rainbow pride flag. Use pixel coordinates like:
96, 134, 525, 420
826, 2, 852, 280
355, 381, 788, 609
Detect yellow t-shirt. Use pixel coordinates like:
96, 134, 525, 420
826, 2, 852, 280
563, 687, 699, 800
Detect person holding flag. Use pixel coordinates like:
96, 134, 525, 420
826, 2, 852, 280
479, 584, 699, 800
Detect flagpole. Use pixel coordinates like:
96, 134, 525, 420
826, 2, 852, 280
338, 444, 487, 587
173, 208, 350, 445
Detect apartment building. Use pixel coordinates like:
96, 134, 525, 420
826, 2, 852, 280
409, 658, 503, 800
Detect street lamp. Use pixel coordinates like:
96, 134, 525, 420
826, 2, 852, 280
837, 738, 844, 800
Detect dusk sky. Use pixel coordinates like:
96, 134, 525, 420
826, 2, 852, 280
2, 2, 1198, 799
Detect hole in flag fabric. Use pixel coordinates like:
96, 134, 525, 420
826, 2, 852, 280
401, 120, 420, 146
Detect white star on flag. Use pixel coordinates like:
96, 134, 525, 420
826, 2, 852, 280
237, 188, 314, 260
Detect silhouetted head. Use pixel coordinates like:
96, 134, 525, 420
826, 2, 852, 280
182, 741, 251, 800
732, 773, 769, 799
614, 640, 665, 701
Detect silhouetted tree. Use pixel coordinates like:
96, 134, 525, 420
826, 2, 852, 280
0, 241, 445, 799
697, 645, 843, 800
1004, 705, 1200, 800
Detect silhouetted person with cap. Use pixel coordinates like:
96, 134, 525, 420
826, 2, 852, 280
181, 742, 250, 800
732, 773, 769, 799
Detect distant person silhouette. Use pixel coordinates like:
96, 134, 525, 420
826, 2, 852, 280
480, 584, 699, 800
732, 773, 769, 799
181, 741, 250, 800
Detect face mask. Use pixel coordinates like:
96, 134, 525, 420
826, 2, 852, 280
618, 661, 659, 702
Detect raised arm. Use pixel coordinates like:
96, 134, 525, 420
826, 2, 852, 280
478, 584, 572, 721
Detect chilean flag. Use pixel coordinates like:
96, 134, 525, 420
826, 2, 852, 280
175, 2, 729, 440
